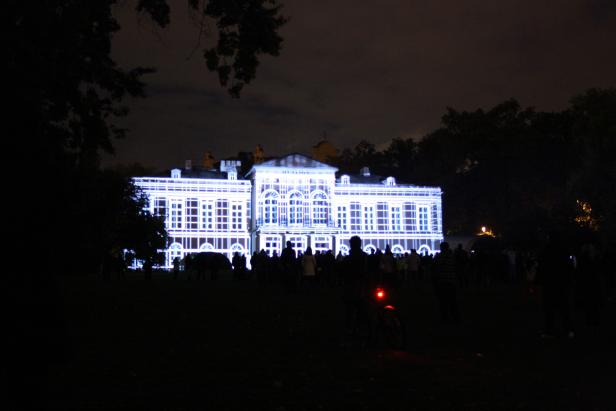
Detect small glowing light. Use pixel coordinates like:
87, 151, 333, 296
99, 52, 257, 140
384, 305, 396, 310
478, 226, 495, 237
376, 288, 385, 300
575, 200, 599, 231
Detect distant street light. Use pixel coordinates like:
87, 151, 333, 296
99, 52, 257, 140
479, 226, 495, 237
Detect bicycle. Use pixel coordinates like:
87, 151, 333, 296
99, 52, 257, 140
351, 285, 406, 350
371, 286, 406, 349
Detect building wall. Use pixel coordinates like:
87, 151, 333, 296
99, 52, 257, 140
249, 163, 442, 258
133, 176, 252, 267
134, 161, 443, 268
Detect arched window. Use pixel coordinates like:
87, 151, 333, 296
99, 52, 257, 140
168, 243, 183, 267
391, 244, 405, 256
364, 244, 377, 254
200, 242, 214, 251
311, 191, 329, 226
288, 191, 304, 225
418, 245, 431, 256
261, 191, 279, 225
339, 244, 350, 256
229, 243, 245, 260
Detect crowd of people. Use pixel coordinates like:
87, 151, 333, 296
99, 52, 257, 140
174, 234, 613, 338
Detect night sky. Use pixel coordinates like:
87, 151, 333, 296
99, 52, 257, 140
107, 0, 616, 170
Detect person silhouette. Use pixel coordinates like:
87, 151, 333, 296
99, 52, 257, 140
301, 246, 317, 290
281, 241, 297, 291
536, 232, 575, 338
433, 242, 460, 323
454, 244, 469, 287
342, 236, 369, 336
172, 256, 180, 280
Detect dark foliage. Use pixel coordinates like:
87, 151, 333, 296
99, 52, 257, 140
331, 89, 616, 250
7, 0, 285, 278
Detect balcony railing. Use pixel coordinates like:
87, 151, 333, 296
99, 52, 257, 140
255, 217, 336, 228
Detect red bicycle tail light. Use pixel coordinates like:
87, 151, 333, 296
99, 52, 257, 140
376, 288, 385, 300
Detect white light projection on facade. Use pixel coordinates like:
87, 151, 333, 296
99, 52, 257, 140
133, 154, 443, 267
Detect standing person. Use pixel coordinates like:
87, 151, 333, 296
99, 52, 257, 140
315, 250, 323, 285
335, 251, 345, 285
172, 256, 180, 280
342, 236, 369, 336
367, 249, 379, 281
250, 251, 261, 283
454, 244, 469, 288
322, 250, 336, 287
576, 237, 602, 326
270, 250, 281, 284
240, 253, 247, 279
432, 242, 460, 323
420, 252, 433, 282
258, 250, 269, 283
380, 245, 395, 287
407, 249, 420, 282
536, 233, 575, 338
232, 252, 242, 280
281, 241, 297, 291
301, 246, 317, 290
397, 253, 408, 283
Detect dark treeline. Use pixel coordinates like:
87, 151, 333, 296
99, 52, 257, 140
7, 2, 286, 408
329, 90, 615, 251
8, 1, 285, 279
226, 89, 614, 252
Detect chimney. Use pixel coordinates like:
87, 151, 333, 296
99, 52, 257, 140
360, 166, 370, 177
185, 159, 192, 170
220, 160, 241, 173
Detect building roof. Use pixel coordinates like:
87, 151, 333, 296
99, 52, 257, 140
155, 166, 229, 179
345, 174, 385, 184
250, 153, 338, 173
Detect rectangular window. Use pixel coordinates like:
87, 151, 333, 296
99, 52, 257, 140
231, 203, 243, 231
201, 201, 214, 230
337, 206, 348, 230
418, 206, 429, 232
312, 195, 328, 225
350, 202, 361, 231
153, 198, 167, 219
377, 202, 388, 231
404, 202, 416, 231
391, 206, 402, 232
313, 236, 331, 254
287, 236, 306, 255
186, 198, 199, 230
216, 199, 229, 230
170, 200, 183, 229
264, 236, 281, 257
431, 204, 439, 233
364, 206, 375, 231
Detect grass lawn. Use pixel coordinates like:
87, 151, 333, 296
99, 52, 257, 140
36, 274, 616, 410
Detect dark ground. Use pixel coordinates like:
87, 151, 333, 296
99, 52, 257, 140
35, 273, 616, 410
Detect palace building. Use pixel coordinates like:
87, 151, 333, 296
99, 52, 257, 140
133, 153, 443, 268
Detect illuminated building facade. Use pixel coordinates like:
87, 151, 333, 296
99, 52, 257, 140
134, 154, 443, 267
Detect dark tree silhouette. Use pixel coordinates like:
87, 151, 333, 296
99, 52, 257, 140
327, 89, 615, 250
567, 89, 616, 238
8, 0, 286, 279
